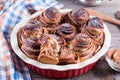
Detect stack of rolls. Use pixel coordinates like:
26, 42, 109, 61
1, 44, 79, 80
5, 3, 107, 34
17, 20, 48, 59
17, 7, 105, 65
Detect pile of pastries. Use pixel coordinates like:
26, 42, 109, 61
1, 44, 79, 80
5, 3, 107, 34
107, 49, 120, 64
17, 7, 105, 65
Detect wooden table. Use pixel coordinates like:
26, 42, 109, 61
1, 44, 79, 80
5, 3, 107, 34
30, 0, 120, 80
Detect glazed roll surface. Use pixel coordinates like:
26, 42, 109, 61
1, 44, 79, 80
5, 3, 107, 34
37, 7, 62, 33
70, 33, 96, 61
56, 23, 77, 43
17, 20, 47, 59
17, 7, 105, 65
81, 17, 104, 45
59, 47, 80, 65
65, 8, 89, 27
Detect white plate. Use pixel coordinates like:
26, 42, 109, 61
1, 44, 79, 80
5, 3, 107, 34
10, 9, 111, 71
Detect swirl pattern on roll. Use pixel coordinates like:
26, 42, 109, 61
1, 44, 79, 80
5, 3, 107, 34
59, 47, 80, 65
56, 23, 77, 43
38, 34, 60, 64
17, 8, 105, 65
37, 7, 62, 33
81, 17, 104, 45
65, 8, 89, 27
17, 20, 47, 59
70, 33, 97, 61
52, 34, 66, 48
107, 49, 120, 64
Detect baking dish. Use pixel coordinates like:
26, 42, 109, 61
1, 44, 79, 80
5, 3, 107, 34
10, 9, 111, 78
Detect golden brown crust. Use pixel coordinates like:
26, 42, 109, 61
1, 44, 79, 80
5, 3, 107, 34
37, 54, 59, 64
17, 8, 105, 65
58, 47, 80, 65
81, 17, 104, 45
107, 49, 120, 64
36, 7, 62, 33
56, 23, 77, 44
70, 33, 91, 51
65, 8, 89, 27
21, 44, 40, 59
17, 20, 48, 59
52, 34, 66, 48
37, 34, 60, 64
70, 33, 97, 61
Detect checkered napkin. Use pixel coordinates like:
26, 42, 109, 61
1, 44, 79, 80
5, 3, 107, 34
0, 0, 64, 80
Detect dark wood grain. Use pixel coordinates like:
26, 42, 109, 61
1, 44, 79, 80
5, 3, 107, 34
30, 0, 120, 80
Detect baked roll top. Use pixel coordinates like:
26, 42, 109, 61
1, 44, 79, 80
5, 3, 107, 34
17, 20, 47, 59
36, 7, 62, 33
70, 33, 97, 61
65, 8, 89, 27
81, 17, 104, 45
56, 23, 77, 43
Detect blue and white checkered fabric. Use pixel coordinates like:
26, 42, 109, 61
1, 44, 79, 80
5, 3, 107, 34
0, 0, 63, 80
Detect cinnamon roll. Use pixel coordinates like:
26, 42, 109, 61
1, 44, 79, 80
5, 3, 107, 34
65, 8, 89, 28
17, 7, 106, 65
107, 49, 120, 64
81, 17, 104, 45
56, 23, 77, 44
37, 34, 60, 64
37, 7, 62, 34
52, 34, 66, 48
21, 38, 40, 59
58, 47, 80, 65
70, 33, 96, 61
17, 20, 47, 59
18, 20, 47, 44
